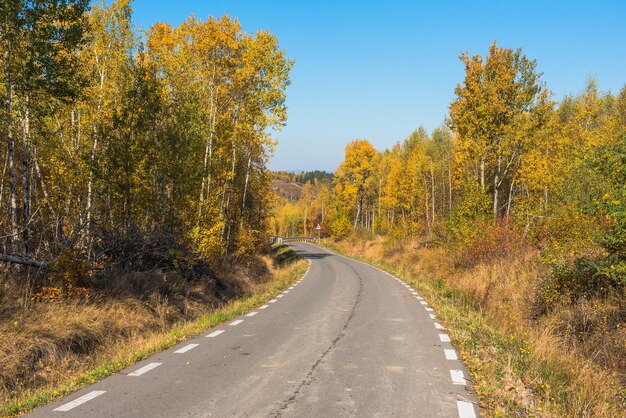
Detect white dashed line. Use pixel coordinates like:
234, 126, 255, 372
420, 301, 428, 305
444, 349, 458, 360
426, 307, 434, 312
277, 294, 284, 298
207, 330, 225, 338
450, 369, 466, 385
429, 314, 436, 319
128, 362, 162, 376
229, 319, 244, 326
457, 400, 477, 418
439, 333, 451, 342
417, 296, 424, 300
175, 343, 199, 353
53, 390, 106, 411
411, 291, 419, 295
283, 290, 289, 294
269, 299, 277, 303
434, 322, 444, 330
259, 304, 269, 309
246, 311, 258, 317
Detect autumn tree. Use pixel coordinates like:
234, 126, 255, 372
0, 2, 292, 278
448, 41, 551, 221
333, 139, 380, 230
0, 0, 88, 254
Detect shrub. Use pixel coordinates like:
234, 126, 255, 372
454, 217, 522, 268
330, 214, 352, 240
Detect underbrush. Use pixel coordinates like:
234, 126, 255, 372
0, 244, 305, 416
324, 236, 625, 417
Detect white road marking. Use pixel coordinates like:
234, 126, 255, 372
246, 311, 258, 317
426, 307, 434, 312
128, 362, 162, 376
420, 301, 428, 305
445, 349, 458, 360
53, 390, 106, 411
457, 400, 477, 418
229, 319, 244, 326
411, 291, 418, 295
269, 299, 277, 303
283, 290, 289, 294
288, 286, 294, 289
434, 322, 444, 330
259, 304, 269, 309
277, 294, 284, 298
207, 330, 225, 337
439, 333, 451, 342
429, 314, 436, 319
175, 343, 199, 353
417, 296, 424, 300
450, 369, 466, 385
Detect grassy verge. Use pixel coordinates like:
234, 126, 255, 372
0, 246, 306, 417
319, 239, 625, 417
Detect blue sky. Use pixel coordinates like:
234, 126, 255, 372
131, 0, 626, 172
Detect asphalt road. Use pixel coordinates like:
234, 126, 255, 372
28, 242, 479, 417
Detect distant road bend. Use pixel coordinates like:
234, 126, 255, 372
28, 242, 479, 418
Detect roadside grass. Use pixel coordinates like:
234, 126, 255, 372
319, 239, 625, 417
0, 246, 306, 418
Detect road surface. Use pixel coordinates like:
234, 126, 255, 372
28, 242, 479, 417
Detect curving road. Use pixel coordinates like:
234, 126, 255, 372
28, 242, 479, 417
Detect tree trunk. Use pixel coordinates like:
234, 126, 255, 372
353, 197, 361, 229
199, 84, 216, 221
480, 156, 485, 193
506, 179, 514, 217
5, 56, 18, 247
21, 95, 31, 254
448, 164, 452, 214
0, 151, 8, 209
86, 65, 106, 252
430, 161, 435, 224
241, 141, 253, 213
493, 154, 501, 220
224, 118, 239, 248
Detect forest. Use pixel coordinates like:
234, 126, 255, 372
273, 42, 626, 415
1, 1, 298, 413
0, 0, 292, 290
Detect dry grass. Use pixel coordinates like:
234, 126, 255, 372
0, 245, 306, 417
324, 237, 625, 417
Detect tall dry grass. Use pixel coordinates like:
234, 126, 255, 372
328, 236, 625, 417
0, 245, 305, 416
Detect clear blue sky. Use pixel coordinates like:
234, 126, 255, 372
131, 0, 626, 172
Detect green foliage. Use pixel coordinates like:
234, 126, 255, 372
541, 258, 619, 305
541, 133, 626, 303
329, 213, 352, 240
446, 187, 491, 244
294, 170, 333, 184
592, 133, 626, 262
0, 1, 292, 279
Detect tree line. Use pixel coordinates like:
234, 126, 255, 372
276, 41, 625, 292
0, 0, 292, 275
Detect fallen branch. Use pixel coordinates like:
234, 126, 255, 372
0, 253, 48, 268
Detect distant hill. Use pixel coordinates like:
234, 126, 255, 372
273, 170, 333, 185
271, 179, 303, 201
